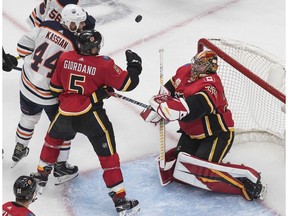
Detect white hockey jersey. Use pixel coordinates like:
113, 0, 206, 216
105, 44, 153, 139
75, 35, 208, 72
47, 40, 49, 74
17, 21, 78, 105
27, 0, 79, 28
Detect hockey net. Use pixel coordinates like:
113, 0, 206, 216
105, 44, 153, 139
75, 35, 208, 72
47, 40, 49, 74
198, 38, 286, 144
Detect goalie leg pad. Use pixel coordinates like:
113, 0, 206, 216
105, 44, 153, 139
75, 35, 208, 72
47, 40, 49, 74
156, 148, 178, 186
173, 152, 263, 201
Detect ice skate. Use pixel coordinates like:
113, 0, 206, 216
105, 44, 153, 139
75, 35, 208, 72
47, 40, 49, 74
53, 162, 79, 185
11, 143, 29, 167
30, 166, 52, 194
109, 192, 140, 216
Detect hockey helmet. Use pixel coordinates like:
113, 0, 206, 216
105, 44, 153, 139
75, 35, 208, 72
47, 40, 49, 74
191, 50, 218, 79
61, 4, 87, 32
77, 29, 103, 55
13, 175, 37, 202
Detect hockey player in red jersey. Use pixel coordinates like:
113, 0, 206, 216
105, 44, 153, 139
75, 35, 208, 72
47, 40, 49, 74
31, 29, 141, 215
2, 175, 37, 216
141, 50, 266, 201
12, 4, 94, 183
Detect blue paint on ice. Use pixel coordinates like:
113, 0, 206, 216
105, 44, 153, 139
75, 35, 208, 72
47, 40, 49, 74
63, 155, 275, 216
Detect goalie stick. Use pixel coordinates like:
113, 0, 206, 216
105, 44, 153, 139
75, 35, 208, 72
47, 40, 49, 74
159, 48, 166, 170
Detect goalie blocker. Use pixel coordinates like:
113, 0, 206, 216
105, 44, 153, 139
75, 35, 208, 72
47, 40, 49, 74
156, 149, 266, 201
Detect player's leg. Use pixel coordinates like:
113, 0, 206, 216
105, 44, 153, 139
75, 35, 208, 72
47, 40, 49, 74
44, 106, 78, 184
194, 131, 234, 162
13, 93, 43, 162
86, 110, 140, 215
31, 113, 76, 192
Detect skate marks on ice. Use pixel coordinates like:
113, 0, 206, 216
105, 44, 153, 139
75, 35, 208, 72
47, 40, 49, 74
62, 155, 276, 216
80, 0, 132, 26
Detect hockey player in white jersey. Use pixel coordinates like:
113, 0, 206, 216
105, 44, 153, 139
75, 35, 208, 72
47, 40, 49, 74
26, 0, 95, 30
14, 1, 95, 170
13, 4, 92, 185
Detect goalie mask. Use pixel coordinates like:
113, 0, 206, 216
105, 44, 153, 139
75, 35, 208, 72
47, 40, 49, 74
13, 175, 37, 202
77, 29, 104, 55
191, 50, 218, 80
61, 4, 87, 32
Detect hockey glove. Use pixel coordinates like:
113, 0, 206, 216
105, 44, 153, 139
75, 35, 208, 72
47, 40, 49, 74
140, 106, 162, 124
149, 94, 190, 121
3, 53, 18, 72
90, 85, 114, 104
125, 50, 142, 75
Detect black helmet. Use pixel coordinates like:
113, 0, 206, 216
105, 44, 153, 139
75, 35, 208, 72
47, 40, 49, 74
13, 176, 37, 201
77, 29, 103, 55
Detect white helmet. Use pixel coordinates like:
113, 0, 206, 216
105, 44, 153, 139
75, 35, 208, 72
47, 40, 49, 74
61, 4, 87, 32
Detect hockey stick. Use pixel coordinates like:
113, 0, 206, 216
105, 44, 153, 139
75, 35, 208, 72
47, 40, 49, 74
159, 48, 166, 169
109, 92, 149, 109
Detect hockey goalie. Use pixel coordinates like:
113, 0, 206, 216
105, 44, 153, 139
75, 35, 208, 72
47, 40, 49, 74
141, 50, 266, 201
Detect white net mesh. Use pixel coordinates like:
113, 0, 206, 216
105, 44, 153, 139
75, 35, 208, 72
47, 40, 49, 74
200, 38, 285, 143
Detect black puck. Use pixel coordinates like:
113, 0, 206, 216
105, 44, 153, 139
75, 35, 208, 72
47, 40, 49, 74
135, 15, 142, 23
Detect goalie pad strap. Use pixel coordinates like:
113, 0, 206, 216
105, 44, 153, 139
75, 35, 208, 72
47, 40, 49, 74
173, 152, 261, 200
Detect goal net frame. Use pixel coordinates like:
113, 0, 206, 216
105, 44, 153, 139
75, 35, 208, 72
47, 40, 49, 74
197, 38, 285, 144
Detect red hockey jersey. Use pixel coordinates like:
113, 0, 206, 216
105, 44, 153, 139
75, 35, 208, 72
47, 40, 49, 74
2, 201, 35, 216
171, 64, 234, 139
50, 51, 131, 115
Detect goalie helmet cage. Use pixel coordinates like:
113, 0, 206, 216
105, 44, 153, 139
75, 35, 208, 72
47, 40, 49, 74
197, 38, 285, 143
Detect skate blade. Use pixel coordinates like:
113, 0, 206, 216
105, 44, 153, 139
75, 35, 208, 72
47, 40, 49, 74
36, 185, 44, 195
54, 173, 79, 185
11, 161, 19, 168
119, 206, 140, 216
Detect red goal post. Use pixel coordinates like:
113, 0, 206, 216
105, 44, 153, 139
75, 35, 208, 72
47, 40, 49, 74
197, 38, 285, 143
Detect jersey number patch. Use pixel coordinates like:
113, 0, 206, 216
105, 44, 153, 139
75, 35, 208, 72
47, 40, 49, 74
31, 42, 63, 78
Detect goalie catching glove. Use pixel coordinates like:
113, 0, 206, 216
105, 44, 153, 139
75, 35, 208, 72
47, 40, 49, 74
149, 94, 190, 121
